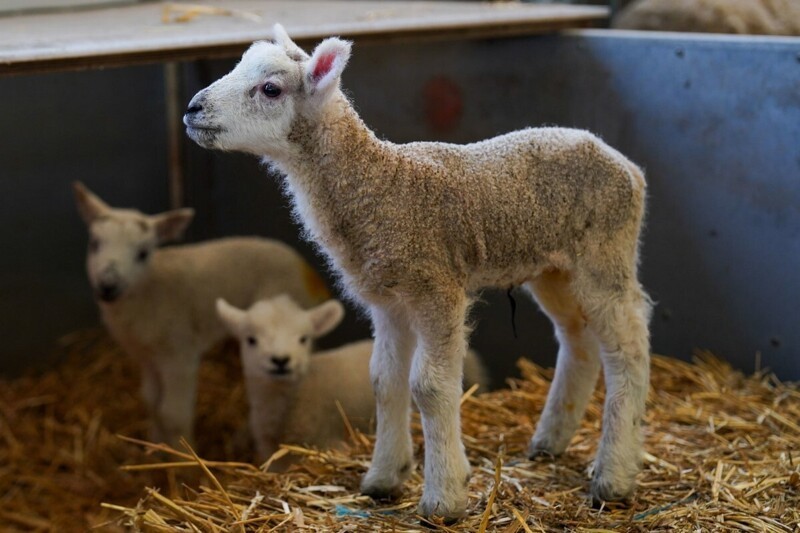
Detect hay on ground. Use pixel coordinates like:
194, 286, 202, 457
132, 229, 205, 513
1, 329, 798, 531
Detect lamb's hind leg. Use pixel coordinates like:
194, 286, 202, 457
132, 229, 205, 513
525, 270, 601, 457
409, 288, 471, 522
361, 305, 416, 500
575, 272, 651, 504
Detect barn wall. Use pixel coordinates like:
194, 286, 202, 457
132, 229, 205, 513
1, 30, 797, 382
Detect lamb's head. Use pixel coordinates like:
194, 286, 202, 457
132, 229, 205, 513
73, 182, 193, 303
216, 295, 345, 381
183, 24, 351, 157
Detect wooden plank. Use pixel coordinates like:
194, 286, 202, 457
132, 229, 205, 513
0, 1, 607, 75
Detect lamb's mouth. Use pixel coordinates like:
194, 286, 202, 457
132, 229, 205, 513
184, 114, 222, 137
188, 124, 220, 131
184, 122, 222, 134
185, 124, 222, 145
268, 368, 292, 377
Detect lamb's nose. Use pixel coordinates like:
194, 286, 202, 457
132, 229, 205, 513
270, 356, 290, 369
186, 103, 203, 114
98, 282, 120, 302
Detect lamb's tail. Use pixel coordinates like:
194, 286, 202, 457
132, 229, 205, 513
627, 160, 647, 192
626, 160, 648, 225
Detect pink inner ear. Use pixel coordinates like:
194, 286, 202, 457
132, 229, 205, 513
312, 52, 336, 81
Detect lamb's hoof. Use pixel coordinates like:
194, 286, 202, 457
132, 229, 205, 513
361, 461, 413, 502
527, 446, 557, 461
419, 514, 461, 528
417, 493, 467, 526
590, 475, 634, 509
526, 437, 564, 460
360, 480, 403, 502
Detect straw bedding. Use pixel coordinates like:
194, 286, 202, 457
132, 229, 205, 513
1, 329, 798, 531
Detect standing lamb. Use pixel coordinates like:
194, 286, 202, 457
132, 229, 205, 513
183, 25, 651, 522
216, 294, 488, 464
73, 182, 330, 447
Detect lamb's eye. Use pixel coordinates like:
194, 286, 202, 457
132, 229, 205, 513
89, 238, 100, 253
263, 82, 281, 98
136, 248, 150, 262
247, 336, 257, 347
299, 335, 309, 344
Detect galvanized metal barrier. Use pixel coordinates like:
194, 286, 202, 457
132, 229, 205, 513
1, 30, 797, 381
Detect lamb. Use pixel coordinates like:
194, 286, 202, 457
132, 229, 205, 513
215, 295, 373, 464
613, 0, 800, 36
183, 25, 651, 522
216, 294, 488, 464
72, 182, 330, 447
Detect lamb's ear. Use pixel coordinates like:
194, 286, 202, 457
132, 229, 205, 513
273, 23, 309, 61
73, 181, 111, 225
304, 37, 351, 100
152, 208, 194, 244
216, 298, 248, 336
308, 299, 345, 338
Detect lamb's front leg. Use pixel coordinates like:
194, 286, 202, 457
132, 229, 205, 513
139, 356, 165, 442
151, 353, 201, 448
360, 305, 415, 499
409, 290, 471, 523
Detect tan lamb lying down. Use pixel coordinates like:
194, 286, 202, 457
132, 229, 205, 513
73, 182, 330, 447
216, 294, 488, 465
614, 0, 800, 36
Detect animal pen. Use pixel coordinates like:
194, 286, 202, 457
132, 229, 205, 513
0, 1, 798, 531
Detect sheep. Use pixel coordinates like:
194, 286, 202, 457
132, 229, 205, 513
72, 182, 330, 447
216, 294, 488, 465
613, 0, 800, 36
215, 295, 373, 464
183, 25, 651, 522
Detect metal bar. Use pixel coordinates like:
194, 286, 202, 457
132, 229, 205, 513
0, 1, 609, 77
164, 61, 185, 210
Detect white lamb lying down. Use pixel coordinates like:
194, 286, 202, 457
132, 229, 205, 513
216, 295, 488, 464
73, 182, 330, 447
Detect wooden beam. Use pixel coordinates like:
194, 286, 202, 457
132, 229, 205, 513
0, 1, 607, 76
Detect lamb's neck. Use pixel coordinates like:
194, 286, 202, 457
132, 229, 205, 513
269, 95, 400, 272
281, 95, 397, 195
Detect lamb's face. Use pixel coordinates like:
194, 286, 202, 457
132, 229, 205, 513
216, 296, 346, 382
72, 182, 194, 303
184, 24, 352, 158
86, 213, 159, 302
239, 298, 315, 381
184, 42, 301, 155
